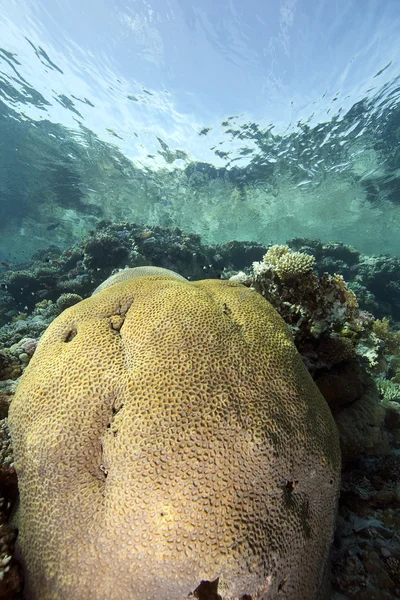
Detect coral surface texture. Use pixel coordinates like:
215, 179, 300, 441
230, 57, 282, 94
8, 272, 341, 600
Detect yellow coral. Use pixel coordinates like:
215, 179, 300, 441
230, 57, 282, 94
260, 245, 315, 281
275, 251, 315, 281
262, 244, 291, 266
11, 313, 27, 323
92, 265, 186, 295
332, 274, 358, 311
9, 273, 341, 600
34, 299, 53, 309
372, 317, 392, 340
372, 317, 400, 353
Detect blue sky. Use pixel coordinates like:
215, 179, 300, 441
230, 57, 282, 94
1, 0, 400, 165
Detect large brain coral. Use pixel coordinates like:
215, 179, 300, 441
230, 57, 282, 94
92, 265, 187, 294
9, 272, 341, 600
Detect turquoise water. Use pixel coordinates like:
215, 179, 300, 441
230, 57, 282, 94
0, 0, 400, 261
2, 4, 400, 599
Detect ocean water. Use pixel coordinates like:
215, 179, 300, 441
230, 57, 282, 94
1, 2, 400, 600
0, 0, 400, 263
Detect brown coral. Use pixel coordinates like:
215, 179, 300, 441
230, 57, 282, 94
0, 418, 22, 599
0, 502, 22, 600
334, 389, 389, 463
9, 273, 341, 600
56, 293, 83, 312
0, 352, 21, 382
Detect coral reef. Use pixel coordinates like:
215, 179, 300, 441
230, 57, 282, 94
288, 238, 360, 279
219, 240, 268, 270
241, 244, 400, 599
0, 419, 22, 599
0, 222, 267, 323
0, 229, 400, 599
9, 271, 340, 600
247, 247, 400, 470
0, 301, 57, 349
0, 352, 21, 383
355, 256, 400, 321
261, 245, 315, 281
377, 379, 400, 402
251, 245, 361, 373
332, 451, 400, 599
287, 238, 400, 324
83, 233, 131, 270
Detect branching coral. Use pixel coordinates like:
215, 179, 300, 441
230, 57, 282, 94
262, 244, 291, 266
56, 293, 83, 312
372, 317, 400, 355
250, 246, 362, 372
275, 252, 315, 280
376, 379, 400, 402
360, 317, 400, 382
261, 245, 315, 281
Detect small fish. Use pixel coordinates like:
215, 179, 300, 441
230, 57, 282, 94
1, 261, 11, 268
41, 283, 53, 290
137, 230, 153, 240
199, 127, 212, 136
46, 222, 60, 231
44, 258, 63, 267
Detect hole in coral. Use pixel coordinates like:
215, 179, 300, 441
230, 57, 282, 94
105, 403, 124, 436
64, 329, 77, 342
112, 404, 123, 416
278, 577, 287, 592
222, 303, 231, 316
285, 480, 298, 493
109, 314, 124, 332
193, 578, 222, 600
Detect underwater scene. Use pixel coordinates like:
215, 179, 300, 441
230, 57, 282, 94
0, 0, 400, 598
